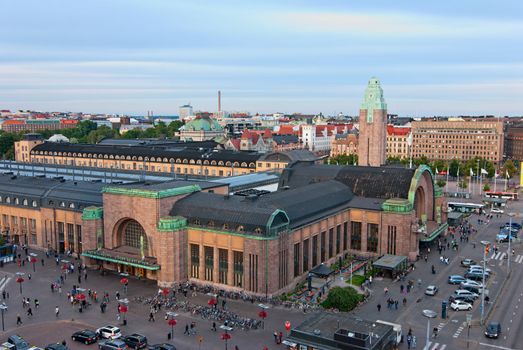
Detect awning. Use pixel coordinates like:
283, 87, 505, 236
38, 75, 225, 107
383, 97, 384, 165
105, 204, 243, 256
82, 250, 160, 270
310, 263, 333, 277
282, 340, 297, 347
420, 223, 448, 243
373, 254, 408, 271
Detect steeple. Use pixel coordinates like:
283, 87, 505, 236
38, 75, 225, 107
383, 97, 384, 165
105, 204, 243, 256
360, 77, 387, 123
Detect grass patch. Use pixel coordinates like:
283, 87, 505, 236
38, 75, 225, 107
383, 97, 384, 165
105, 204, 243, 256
346, 274, 365, 286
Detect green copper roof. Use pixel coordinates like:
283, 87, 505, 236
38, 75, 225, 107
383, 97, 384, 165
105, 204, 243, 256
360, 77, 387, 123
382, 198, 413, 213
103, 185, 201, 199
184, 117, 223, 132
82, 206, 103, 220
157, 216, 187, 231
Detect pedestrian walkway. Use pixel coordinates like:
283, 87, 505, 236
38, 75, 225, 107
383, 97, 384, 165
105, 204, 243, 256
0, 276, 11, 291
452, 323, 465, 338
426, 341, 447, 350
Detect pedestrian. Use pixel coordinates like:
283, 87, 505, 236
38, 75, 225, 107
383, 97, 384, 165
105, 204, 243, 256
16, 314, 22, 326
116, 291, 120, 300
403, 297, 407, 306
190, 321, 196, 335
84, 271, 88, 281
395, 300, 398, 310
184, 324, 189, 335
212, 322, 216, 331
41, 258, 44, 266
58, 286, 62, 294
149, 312, 155, 322
279, 331, 283, 344
424, 255, 428, 262
235, 346, 239, 350
2, 290, 5, 300
28, 273, 31, 280
273, 331, 278, 344
78, 275, 81, 284
55, 306, 60, 317
27, 307, 33, 316
35, 299, 39, 309
377, 303, 381, 312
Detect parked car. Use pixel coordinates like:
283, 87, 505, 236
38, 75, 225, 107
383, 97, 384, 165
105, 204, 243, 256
485, 321, 502, 338
449, 294, 476, 304
122, 334, 147, 350
497, 233, 514, 243
96, 326, 122, 340
72, 330, 98, 345
469, 265, 492, 273
491, 208, 504, 214
44, 344, 69, 350
7, 336, 30, 350
461, 259, 476, 267
98, 340, 127, 350
453, 289, 479, 299
460, 280, 484, 288
451, 300, 472, 311
425, 285, 438, 296
465, 272, 486, 281
148, 344, 176, 350
505, 222, 522, 230
468, 268, 491, 277
448, 275, 466, 284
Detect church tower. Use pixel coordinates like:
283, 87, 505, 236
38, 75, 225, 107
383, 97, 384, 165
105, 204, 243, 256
357, 77, 387, 167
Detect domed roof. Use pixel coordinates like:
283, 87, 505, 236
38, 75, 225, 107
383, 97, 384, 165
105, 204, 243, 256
184, 116, 223, 132
47, 134, 70, 143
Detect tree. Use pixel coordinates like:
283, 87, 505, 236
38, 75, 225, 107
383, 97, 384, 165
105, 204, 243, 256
449, 159, 461, 177
321, 286, 364, 312
436, 179, 446, 188
458, 180, 468, 189
328, 154, 358, 165
483, 184, 490, 192
502, 160, 517, 178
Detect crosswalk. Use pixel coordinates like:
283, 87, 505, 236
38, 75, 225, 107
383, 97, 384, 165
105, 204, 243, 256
452, 324, 465, 338
489, 252, 523, 264
425, 341, 447, 350
435, 322, 445, 332
0, 276, 11, 291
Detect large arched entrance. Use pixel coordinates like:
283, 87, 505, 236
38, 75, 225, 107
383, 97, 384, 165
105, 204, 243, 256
114, 219, 152, 276
414, 186, 426, 220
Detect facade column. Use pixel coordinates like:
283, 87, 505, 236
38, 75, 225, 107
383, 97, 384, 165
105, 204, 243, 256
213, 246, 219, 284
199, 244, 205, 281
361, 221, 368, 253
227, 249, 234, 287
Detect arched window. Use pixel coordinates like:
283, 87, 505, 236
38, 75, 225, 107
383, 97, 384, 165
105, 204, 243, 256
32, 200, 37, 207
237, 225, 245, 233
223, 223, 229, 230
254, 227, 263, 234
122, 220, 149, 251
22, 199, 28, 206
207, 220, 215, 228
60, 202, 65, 207
5, 197, 10, 204
69, 203, 75, 209
194, 219, 201, 226
14, 198, 19, 205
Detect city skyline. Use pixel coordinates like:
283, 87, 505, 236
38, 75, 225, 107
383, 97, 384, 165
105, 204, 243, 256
1, 0, 522, 115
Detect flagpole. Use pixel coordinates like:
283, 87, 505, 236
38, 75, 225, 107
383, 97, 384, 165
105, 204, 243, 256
480, 173, 483, 197
456, 167, 460, 192
494, 174, 497, 193
505, 174, 508, 192
445, 164, 449, 194
469, 174, 472, 195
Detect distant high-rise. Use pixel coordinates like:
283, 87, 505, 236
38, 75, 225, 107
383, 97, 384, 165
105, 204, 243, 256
218, 90, 222, 112
357, 78, 387, 167
179, 104, 193, 120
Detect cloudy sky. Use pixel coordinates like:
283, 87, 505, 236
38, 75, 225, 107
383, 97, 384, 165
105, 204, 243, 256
1, 0, 522, 116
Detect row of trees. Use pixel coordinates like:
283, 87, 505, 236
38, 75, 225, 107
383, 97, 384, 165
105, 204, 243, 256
0, 120, 185, 159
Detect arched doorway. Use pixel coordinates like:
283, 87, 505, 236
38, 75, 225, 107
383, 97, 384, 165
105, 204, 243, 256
414, 186, 426, 221
115, 219, 151, 276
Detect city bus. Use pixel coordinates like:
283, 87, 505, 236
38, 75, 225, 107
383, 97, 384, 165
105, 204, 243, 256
485, 191, 518, 200
447, 202, 485, 214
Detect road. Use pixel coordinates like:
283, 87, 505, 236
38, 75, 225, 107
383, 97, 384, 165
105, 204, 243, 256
352, 189, 523, 350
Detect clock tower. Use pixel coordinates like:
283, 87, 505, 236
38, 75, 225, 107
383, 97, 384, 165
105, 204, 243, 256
357, 77, 387, 167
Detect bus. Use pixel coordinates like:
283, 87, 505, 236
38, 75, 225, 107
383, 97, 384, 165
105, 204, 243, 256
485, 191, 518, 200
447, 202, 485, 214
376, 320, 402, 345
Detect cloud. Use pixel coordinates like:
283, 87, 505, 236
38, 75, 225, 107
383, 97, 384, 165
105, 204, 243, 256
276, 11, 523, 37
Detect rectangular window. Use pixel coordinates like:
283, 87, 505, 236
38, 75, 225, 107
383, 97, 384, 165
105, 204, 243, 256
21, 217, 27, 228
218, 249, 228, 285
2, 215, 8, 228
312, 235, 318, 267
30, 219, 36, 231
328, 228, 334, 258
233, 251, 243, 288
190, 244, 200, 279
67, 223, 75, 253
336, 225, 341, 255
11, 216, 17, 226
293, 242, 300, 277
76, 225, 82, 254
57, 222, 65, 253
343, 222, 348, 251
350, 221, 362, 250
320, 231, 326, 262
249, 253, 258, 292
279, 249, 288, 289
204, 246, 214, 281
367, 223, 379, 253
387, 225, 397, 255
303, 238, 309, 272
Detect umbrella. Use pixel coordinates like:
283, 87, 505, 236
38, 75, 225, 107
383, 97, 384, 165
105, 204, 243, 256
75, 293, 86, 301
208, 298, 217, 306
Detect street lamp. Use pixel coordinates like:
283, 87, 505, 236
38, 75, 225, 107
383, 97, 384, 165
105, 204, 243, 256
118, 298, 129, 326
15, 272, 25, 295
220, 326, 232, 350
258, 303, 269, 329
0, 303, 7, 331
30, 253, 38, 272
507, 212, 515, 276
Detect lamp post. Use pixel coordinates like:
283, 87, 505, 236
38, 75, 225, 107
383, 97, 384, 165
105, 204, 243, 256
507, 213, 515, 276
15, 273, 25, 294
166, 311, 178, 339
0, 303, 7, 331
221, 329, 232, 350
30, 255, 37, 273
258, 303, 269, 329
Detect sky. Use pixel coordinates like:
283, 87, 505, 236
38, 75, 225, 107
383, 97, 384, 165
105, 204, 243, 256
1, 0, 522, 116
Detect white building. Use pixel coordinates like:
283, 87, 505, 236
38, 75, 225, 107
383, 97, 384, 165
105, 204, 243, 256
300, 124, 350, 153
179, 104, 193, 120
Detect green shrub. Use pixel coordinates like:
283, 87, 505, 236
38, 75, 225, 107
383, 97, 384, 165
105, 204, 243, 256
321, 286, 363, 312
